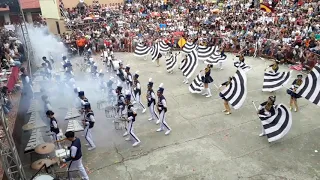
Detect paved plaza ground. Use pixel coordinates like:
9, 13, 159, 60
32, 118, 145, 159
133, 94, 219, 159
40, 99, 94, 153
23, 52, 320, 180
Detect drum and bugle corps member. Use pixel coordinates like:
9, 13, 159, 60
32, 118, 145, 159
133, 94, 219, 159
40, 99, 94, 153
116, 83, 126, 118
201, 64, 214, 97
82, 103, 96, 151
124, 64, 135, 99
219, 77, 232, 115
287, 74, 303, 112
116, 61, 126, 83
78, 91, 89, 113
257, 96, 276, 136
123, 92, 141, 147
132, 71, 146, 113
146, 78, 160, 124
61, 131, 89, 180
46, 110, 61, 148
156, 83, 171, 135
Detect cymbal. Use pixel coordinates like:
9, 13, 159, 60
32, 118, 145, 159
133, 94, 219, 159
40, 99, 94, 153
22, 123, 35, 131
35, 143, 55, 154
31, 159, 53, 170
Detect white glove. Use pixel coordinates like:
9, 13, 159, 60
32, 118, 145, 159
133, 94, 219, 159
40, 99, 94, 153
148, 98, 151, 101
62, 159, 66, 163
119, 105, 123, 108
158, 107, 162, 110
128, 116, 133, 121
134, 87, 137, 91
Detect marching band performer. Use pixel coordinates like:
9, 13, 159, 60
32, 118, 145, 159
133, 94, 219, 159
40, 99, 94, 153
123, 91, 141, 147
181, 55, 189, 84
201, 64, 214, 97
124, 64, 135, 99
82, 103, 96, 151
116, 61, 126, 83
287, 74, 303, 112
98, 72, 107, 93
62, 131, 89, 180
107, 77, 116, 106
265, 60, 280, 73
41, 62, 52, 80
219, 77, 232, 115
78, 91, 89, 112
41, 95, 53, 112
46, 110, 61, 148
156, 83, 171, 135
146, 78, 160, 124
73, 87, 82, 109
132, 71, 146, 113
257, 96, 276, 136
116, 83, 126, 118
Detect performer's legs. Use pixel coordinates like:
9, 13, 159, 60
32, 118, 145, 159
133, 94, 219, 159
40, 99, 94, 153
85, 127, 96, 149
259, 124, 266, 137
157, 111, 171, 134
76, 158, 89, 180
129, 121, 141, 146
219, 62, 223, 70
136, 93, 146, 112
206, 83, 212, 98
289, 97, 293, 110
293, 98, 298, 112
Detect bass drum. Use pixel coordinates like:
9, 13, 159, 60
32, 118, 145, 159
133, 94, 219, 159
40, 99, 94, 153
112, 60, 120, 71
33, 174, 54, 180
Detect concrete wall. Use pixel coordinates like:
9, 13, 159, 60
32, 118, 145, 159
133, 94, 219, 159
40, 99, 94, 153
46, 18, 67, 35
39, 0, 60, 19
61, 0, 124, 9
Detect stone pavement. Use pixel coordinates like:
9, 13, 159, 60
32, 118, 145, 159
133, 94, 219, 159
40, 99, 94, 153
82, 52, 320, 180
23, 52, 320, 180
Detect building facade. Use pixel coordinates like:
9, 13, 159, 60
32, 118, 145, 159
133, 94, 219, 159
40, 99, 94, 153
0, 0, 42, 26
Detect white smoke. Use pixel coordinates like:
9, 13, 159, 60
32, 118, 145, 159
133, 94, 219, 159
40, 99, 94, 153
18, 24, 67, 67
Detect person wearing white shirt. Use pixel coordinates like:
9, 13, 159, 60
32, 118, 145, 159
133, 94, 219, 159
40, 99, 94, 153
156, 83, 171, 135
82, 103, 96, 151
123, 92, 141, 147
132, 71, 146, 113
61, 131, 89, 180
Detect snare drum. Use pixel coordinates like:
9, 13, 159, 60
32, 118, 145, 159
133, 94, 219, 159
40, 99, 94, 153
33, 174, 54, 180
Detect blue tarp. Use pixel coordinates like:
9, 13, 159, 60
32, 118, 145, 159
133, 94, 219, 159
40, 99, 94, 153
159, 24, 167, 28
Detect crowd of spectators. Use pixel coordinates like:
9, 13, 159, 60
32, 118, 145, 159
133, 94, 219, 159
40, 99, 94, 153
58, 0, 320, 70
0, 27, 25, 114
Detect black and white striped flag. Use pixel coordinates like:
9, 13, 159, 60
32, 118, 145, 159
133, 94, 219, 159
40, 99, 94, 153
159, 41, 171, 53
258, 103, 292, 142
134, 43, 151, 57
166, 53, 178, 72
150, 43, 160, 61
182, 41, 197, 54
197, 45, 215, 61
204, 46, 227, 65
189, 72, 204, 93
296, 64, 320, 106
180, 49, 198, 79
220, 69, 247, 109
234, 61, 252, 72
262, 71, 292, 92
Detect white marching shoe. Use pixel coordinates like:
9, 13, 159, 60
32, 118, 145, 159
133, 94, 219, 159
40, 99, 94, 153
156, 128, 163, 132
132, 141, 140, 147
132, 101, 137, 105
148, 117, 153, 121
88, 146, 96, 151
206, 94, 212, 98
142, 109, 146, 113
259, 133, 266, 137
165, 130, 171, 135
125, 137, 131, 141
85, 144, 90, 147
123, 132, 128, 137
156, 120, 160, 125
184, 80, 189, 84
